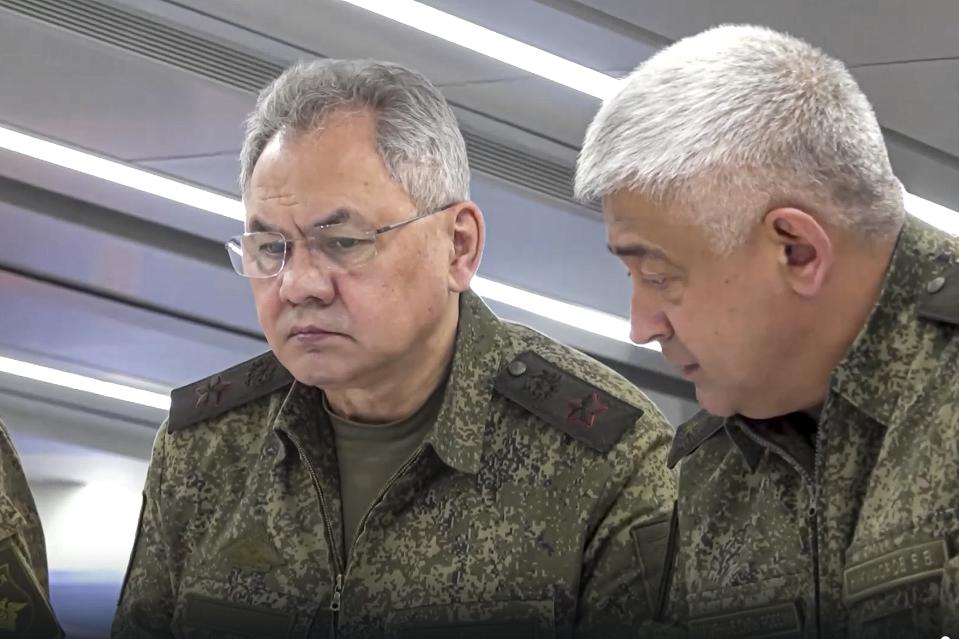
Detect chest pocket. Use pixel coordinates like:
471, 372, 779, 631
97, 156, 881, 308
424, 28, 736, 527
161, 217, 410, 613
686, 575, 807, 639
385, 600, 554, 639
843, 534, 959, 638
173, 571, 323, 639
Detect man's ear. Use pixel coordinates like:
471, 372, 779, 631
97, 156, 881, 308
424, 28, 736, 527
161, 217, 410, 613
762, 207, 833, 297
447, 201, 485, 293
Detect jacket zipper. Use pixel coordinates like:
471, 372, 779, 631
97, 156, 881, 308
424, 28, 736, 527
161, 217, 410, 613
738, 422, 821, 637
284, 430, 345, 636
810, 407, 830, 639
335, 448, 426, 617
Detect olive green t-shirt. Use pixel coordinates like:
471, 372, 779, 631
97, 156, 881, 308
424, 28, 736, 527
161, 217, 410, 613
325, 386, 444, 554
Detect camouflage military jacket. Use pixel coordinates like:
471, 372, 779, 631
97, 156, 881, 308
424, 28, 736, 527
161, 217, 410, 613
0, 418, 61, 638
666, 215, 959, 638
113, 291, 677, 638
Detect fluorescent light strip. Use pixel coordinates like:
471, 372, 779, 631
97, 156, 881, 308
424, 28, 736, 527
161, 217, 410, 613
338, 0, 620, 100
473, 277, 659, 351
2, 126, 957, 352
0, 356, 170, 410
342, 0, 959, 237
903, 191, 959, 236
0, 124, 643, 346
0, 126, 244, 221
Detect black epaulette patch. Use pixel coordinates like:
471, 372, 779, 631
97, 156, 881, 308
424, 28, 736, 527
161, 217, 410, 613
0, 536, 63, 638
918, 264, 959, 327
667, 410, 725, 468
168, 351, 294, 432
494, 351, 643, 453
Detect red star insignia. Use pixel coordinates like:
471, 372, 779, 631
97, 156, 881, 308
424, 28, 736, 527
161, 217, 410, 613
195, 374, 232, 409
566, 391, 609, 428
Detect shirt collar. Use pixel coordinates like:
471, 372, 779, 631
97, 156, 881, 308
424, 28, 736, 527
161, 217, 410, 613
831, 214, 959, 428
268, 289, 506, 474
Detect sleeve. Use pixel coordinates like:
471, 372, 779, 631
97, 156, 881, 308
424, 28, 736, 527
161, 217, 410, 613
112, 421, 177, 639
574, 418, 685, 638
0, 418, 49, 595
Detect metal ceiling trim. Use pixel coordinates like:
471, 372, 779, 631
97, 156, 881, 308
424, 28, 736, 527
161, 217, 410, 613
0, 0, 596, 212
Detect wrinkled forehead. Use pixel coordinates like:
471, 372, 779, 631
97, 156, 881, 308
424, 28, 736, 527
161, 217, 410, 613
601, 189, 712, 268
602, 189, 671, 236
243, 119, 408, 230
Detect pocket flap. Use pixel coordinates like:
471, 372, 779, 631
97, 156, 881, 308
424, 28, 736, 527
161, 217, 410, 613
387, 599, 554, 639
181, 593, 295, 638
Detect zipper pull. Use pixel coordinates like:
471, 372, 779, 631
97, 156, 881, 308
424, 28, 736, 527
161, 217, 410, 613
330, 573, 343, 612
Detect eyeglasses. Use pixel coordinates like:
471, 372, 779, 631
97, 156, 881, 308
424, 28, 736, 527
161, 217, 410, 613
225, 207, 446, 278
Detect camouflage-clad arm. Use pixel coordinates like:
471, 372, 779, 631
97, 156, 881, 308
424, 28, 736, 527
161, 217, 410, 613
575, 418, 678, 638
0, 418, 48, 595
112, 422, 176, 638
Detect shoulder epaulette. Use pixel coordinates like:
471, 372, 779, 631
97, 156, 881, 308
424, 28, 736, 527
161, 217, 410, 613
667, 410, 725, 468
493, 350, 644, 453
918, 263, 959, 327
168, 351, 294, 432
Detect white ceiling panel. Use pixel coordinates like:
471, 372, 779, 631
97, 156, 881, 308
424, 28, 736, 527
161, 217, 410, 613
887, 133, 959, 215
474, 173, 631, 317
164, 0, 537, 85
0, 149, 241, 241
419, 0, 658, 74
443, 77, 599, 148
1, 390, 156, 464
855, 61, 959, 159
1, 0, 954, 430
139, 152, 242, 197
580, 0, 959, 67
0, 272, 264, 388
0, 9, 253, 162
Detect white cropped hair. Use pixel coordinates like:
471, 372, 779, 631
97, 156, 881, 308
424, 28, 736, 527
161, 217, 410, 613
575, 24, 904, 252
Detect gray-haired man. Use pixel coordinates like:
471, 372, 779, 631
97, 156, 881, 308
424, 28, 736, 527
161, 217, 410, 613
113, 59, 677, 638
577, 24, 959, 638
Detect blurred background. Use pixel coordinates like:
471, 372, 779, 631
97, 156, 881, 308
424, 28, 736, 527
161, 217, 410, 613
0, 0, 957, 635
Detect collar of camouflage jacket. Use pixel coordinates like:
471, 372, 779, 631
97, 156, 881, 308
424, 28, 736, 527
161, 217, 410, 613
830, 213, 959, 429
668, 214, 959, 468
269, 289, 504, 474
667, 410, 725, 468
423, 289, 505, 474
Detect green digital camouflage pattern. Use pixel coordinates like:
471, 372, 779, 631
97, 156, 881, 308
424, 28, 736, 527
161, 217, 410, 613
666, 215, 959, 638
0, 417, 48, 595
113, 290, 678, 638
0, 417, 62, 639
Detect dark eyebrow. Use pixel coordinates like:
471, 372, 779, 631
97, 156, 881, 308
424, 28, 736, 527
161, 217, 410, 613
248, 216, 280, 233
248, 207, 361, 234
310, 207, 357, 229
607, 242, 673, 263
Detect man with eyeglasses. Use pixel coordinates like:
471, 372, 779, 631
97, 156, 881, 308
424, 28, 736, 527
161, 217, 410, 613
113, 60, 677, 638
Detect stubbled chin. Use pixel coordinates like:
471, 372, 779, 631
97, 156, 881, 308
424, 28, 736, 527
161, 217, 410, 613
286, 346, 369, 389
694, 386, 738, 418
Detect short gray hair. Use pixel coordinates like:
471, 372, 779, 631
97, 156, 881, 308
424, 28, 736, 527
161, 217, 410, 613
240, 59, 470, 213
575, 24, 904, 252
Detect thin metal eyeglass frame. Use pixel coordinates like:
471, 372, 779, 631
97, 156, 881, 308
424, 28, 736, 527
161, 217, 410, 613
224, 205, 450, 278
